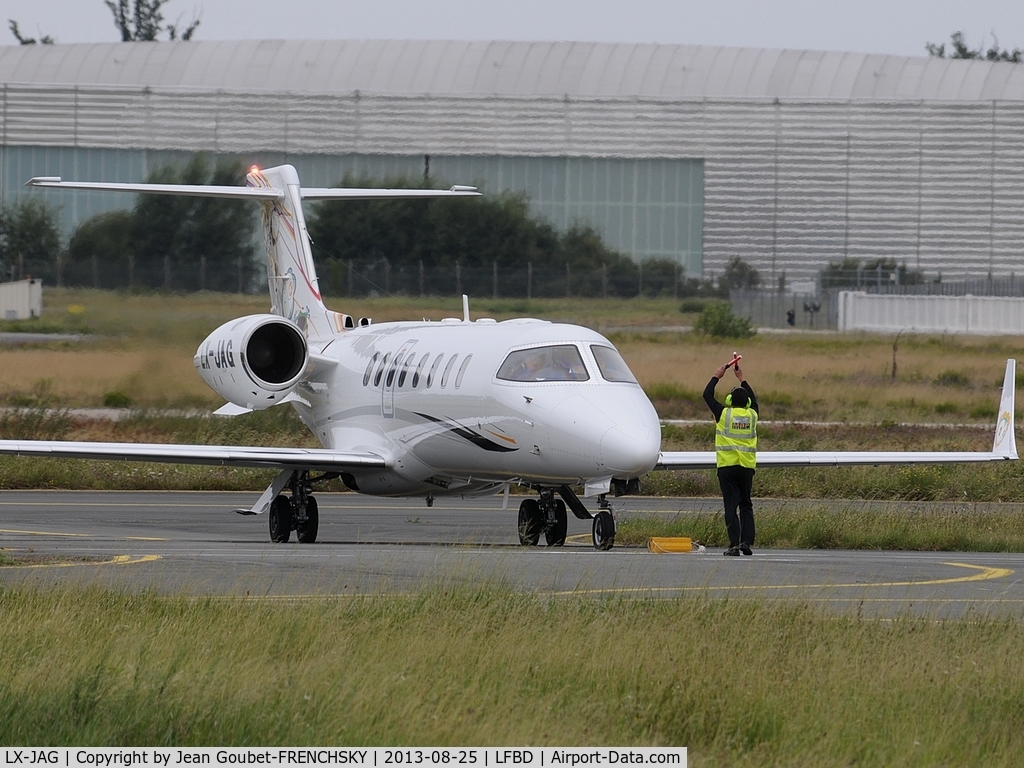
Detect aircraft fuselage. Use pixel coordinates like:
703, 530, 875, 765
290, 317, 662, 497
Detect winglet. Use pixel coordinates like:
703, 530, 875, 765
992, 359, 1017, 459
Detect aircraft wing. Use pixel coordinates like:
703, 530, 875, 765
0, 440, 388, 472
656, 358, 1018, 471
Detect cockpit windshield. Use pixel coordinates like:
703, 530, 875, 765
591, 345, 638, 383
496, 345, 590, 382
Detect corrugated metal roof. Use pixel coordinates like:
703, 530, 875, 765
3, 39, 1024, 100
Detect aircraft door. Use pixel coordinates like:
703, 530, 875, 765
383, 340, 417, 418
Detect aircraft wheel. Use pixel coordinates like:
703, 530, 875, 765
592, 510, 615, 551
269, 495, 292, 543
518, 499, 541, 545
545, 500, 568, 547
297, 496, 319, 544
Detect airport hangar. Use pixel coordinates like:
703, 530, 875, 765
1, 39, 1024, 284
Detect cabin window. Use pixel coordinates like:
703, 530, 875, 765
362, 352, 379, 387
373, 352, 391, 387
386, 353, 405, 388
455, 354, 473, 388
398, 353, 415, 388
496, 345, 589, 382
441, 354, 459, 388
412, 354, 430, 388
591, 345, 637, 383
427, 354, 445, 388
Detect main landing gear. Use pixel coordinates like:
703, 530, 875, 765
517, 485, 615, 551
268, 470, 335, 544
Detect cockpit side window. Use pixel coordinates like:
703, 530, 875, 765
591, 345, 638, 383
496, 345, 589, 382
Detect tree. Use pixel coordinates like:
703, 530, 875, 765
105, 0, 200, 41
0, 198, 63, 281
8, 20, 53, 44
66, 210, 134, 285
307, 175, 655, 297
130, 155, 255, 290
693, 301, 756, 339
718, 256, 761, 291
926, 31, 1022, 62
65, 155, 257, 291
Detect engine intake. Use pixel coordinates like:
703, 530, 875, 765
194, 314, 308, 410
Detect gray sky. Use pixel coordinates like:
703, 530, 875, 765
4, 0, 1024, 58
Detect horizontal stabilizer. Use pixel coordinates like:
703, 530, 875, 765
25, 177, 284, 200
300, 185, 480, 200
25, 177, 480, 203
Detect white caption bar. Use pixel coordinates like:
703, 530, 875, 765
2, 749, 685, 768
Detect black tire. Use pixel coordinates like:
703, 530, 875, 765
518, 499, 541, 545
545, 499, 568, 547
269, 495, 292, 543
592, 510, 615, 551
296, 496, 319, 544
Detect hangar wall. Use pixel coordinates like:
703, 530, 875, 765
2, 49, 1023, 282
1, 142, 704, 275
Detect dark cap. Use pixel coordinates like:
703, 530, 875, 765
729, 387, 749, 408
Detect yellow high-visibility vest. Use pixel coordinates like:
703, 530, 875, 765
716, 406, 757, 468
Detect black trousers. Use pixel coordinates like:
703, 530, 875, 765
717, 464, 755, 548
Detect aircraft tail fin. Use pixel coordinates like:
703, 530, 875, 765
245, 165, 335, 339
27, 166, 478, 342
992, 359, 1017, 459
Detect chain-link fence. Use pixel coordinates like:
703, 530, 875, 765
730, 290, 839, 330
7, 254, 702, 299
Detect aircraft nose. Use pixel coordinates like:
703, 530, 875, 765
600, 393, 661, 476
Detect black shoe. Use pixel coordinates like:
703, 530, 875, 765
739, 544, 753, 556
723, 546, 740, 556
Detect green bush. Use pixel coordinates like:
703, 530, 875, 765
679, 297, 713, 313
693, 301, 756, 338
102, 390, 133, 408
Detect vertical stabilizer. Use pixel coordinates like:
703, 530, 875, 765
247, 165, 339, 341
992, 359, 1018, 459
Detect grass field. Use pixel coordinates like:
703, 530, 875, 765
2, 289, 1019, 424
1, 584, 1022, 765
2, 291, 1024, 760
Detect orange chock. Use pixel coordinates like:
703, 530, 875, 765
647, 537, 694, 553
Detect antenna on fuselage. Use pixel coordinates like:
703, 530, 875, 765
462, 294, 470, 322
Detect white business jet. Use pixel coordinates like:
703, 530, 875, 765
5, 165, 1017, 550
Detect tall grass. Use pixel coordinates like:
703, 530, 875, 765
618, 506, 1024, 550
1, 585, 1022, 765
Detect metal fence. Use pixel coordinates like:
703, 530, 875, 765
317, 259, 689, 300
6, 254, 698, 300
730, 289, 840, 330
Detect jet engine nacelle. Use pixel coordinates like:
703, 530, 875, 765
194, 314, 308, 410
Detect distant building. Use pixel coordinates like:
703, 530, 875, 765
2, 39, 1024, 281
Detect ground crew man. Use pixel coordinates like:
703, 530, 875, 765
704, 358, 759, 556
